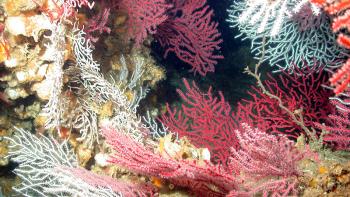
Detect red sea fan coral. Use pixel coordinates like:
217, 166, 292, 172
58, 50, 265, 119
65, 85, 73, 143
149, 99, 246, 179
159, 79, 239, 166
116, 0, 223, 75
330, 59, 350, 95
101, 126, 239, 196
235, 62, 334, 139
160, 63, 331, 166
310, 0, 350, 94
155, 0, 223, 76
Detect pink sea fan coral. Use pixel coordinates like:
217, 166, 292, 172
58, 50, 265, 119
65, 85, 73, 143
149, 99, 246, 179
57, 166, 157, 196
228, 123, 303, 196
84, 6, 111, 43
155, 0, 223, 76
119, 0, 170, 47
101, 126, 238, 196
229, 123, 303, 177
315, 89, 350, 150
115, 0, 223, 75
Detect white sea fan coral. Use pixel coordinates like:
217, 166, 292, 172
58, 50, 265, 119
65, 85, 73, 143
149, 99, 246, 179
6, 128, 76, 196
143, 111, 169, 139
70, 28, 146, 142
231, 0, 320, 37
251, 11, 346, 70
114, 54, 149, 111
71, 95, 99, 147
71, 28, 129, 109
227, 1, 347, 71
293, 0, 320, 15
6, 128, 124, 197
237, 0, 288, 36
41, 22, 67, 130
65, 53, 149, 146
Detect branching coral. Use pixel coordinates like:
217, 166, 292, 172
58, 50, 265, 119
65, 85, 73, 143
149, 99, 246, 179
160, 79, 239, 167
41, 22, 67, 131
228, 123, 303, 196
57, 28, 153, 146
228, 0, 320, 37
6, 127, 77, 196
227, 1, 347, 71
315, 88, 350, 150
235, 62, 334, 139
3, 0, 350, 196
0, 0, 165, 152
101, 125, 239, 196
310, 0, 350, 94
6, 127, 156, 197
119, 0, 170, 47
155, 0, 223, 76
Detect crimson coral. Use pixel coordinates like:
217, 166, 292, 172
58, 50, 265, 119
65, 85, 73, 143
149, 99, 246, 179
116, 0, 223, 75
159, 79, 239, 167
160, 64, 332, 168
235, 62, 334, 139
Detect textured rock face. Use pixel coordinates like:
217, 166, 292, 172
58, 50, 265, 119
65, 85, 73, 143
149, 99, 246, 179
3, 0, 44, 16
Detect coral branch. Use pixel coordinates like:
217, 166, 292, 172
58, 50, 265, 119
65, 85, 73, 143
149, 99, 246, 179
160, 79, 239, 166
156, 0, 223, 75
102, 126, 238, 196
311, 0, 350, 94
228, 123, 302, 196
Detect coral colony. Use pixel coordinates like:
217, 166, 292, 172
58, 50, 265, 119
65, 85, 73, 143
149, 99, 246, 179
2, 0, 350, 196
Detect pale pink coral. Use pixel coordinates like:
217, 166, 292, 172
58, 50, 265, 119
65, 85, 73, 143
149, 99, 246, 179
228, 123, 303, 196
101, 126, 239, 196
57, 166, 156, 196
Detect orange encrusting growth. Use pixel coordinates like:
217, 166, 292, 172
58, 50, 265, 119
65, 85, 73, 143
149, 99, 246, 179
57, 126, 71, 139
150, 177, 164, 188
0, 40, 10, 63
